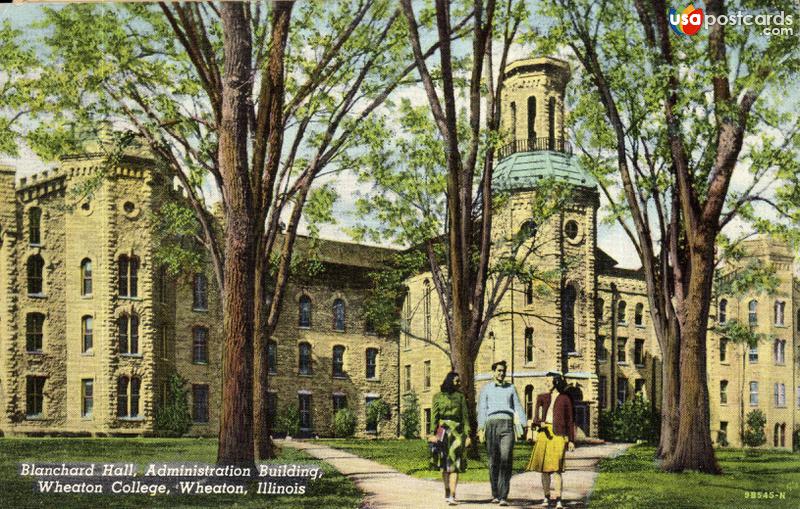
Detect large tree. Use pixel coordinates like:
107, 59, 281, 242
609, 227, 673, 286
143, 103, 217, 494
22, 0, 416, 465
544, 0, 799, 471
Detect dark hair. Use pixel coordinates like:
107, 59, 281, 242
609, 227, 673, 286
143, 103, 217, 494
552, 375, 567, 393
440, 371, 460, 393
491, 360, 507, 371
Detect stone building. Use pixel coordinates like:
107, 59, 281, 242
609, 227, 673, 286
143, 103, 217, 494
0, 157, 399, 439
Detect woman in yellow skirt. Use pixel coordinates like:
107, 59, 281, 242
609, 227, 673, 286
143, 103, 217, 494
526, 375, 575, 509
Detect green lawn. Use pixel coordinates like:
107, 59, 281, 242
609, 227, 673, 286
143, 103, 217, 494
0, 438, 361, 509
590, 445, 800, 509
323, 438, 533, 482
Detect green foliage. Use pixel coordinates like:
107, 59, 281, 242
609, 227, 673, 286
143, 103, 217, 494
401, 392, 421, 439
599, 395, 660, 444
366, 398, 391, 432
152, 201, 207, 278
743, 409, 767, 448
273, 405, 301, 438
332, 408, 357, 438
713, 319, 763, 347
154, 374, 192, 437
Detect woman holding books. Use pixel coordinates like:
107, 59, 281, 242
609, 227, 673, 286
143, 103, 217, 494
428, 371, 471, 506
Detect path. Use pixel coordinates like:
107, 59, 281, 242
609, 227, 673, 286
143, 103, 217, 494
283, 440, 631, 509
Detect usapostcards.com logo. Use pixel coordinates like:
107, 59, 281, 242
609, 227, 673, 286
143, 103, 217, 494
668, 4, 794, 37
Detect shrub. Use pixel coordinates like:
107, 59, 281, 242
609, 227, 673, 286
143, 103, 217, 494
273, 404, 301, 437
154, 374, 192, 437
743, 409, 767, 447
599, 395, 660, 443
333, 408, 357, 438
401, 392, 421, 439
366, 398, 391, 432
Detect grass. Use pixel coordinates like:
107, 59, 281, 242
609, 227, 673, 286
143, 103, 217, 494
0, 438, 361, 509
590, 445, 800, 509
323, 438, 533, 482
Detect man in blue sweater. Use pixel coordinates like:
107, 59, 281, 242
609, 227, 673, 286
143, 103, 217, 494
477, 360, 526, 506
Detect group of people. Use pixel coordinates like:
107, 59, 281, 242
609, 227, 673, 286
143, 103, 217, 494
427, 361, 575, 508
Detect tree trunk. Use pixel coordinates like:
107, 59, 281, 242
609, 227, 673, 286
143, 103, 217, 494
663, 240, 720, 473
217, 2, 256, 468
451, 339, 479, 458
657, 315, 680, 459
253, 259, 274, 460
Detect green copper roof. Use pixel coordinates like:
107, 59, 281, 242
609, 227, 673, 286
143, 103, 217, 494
493, 151, 597, 191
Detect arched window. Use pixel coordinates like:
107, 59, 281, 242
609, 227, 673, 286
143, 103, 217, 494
774, 423, 780, 447
548, 96, 556, 149
524, 327, 534, 363
298, 342, 312, 375
117, 377, 129, 417
25, 312, 45, 352
596, 298, 604, 321
118, 314, 139, 355
298, 295, 312, 328
267, 340, 278, 374
332, 345, 345, 377
748, 300, 758, 325
333, 299, 345, 332
510, 101, 517, 135
27, 255, 44, 295
774, 300, 785, 326
193, 273, 208, 310
617, 300, 627, 324
562, 284, 576, 354
365, 348, 378, 379
192, 326, 208, 364
634, 303, 644, 326
774, 339, 786, 365
28, 207, 41, 245
524, 385, 534, 420
118, 255, 139, 298
527, 96, 537, 141
81, 259, 93, 296
82, 316, 93, 353
719, 337, 728, 363
718, 299, 727, 324
520, 219, 537, 239
525, 281, 534, 305
780, 423, 786, 447
423, 280, 432, 342
117, 376, 140, 418
719, 380, 728, 404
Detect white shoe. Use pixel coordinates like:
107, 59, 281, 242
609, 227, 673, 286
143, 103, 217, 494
447, 497, 458, 505
540, 498, 551, 508
554, 501, 564, 509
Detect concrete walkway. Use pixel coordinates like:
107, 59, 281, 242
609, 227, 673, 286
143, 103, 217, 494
283, 440, 631, 509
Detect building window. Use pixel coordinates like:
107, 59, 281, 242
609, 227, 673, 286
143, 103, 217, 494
597, 335, 607, 362
404, 365, 411, 392
634, 339, 645, 366
118, 314, 139, 355
424, 408, 431, 436
298, 342, 312, 375
81, 379, 93, 418
564, 220, 578, 240
525, 281, 534, 305
160, 327, 168, 359
524, 385, 534, 420
402, 287, 411, 348
749, 381, 758, 406
298, 295, 312, 328
333, 299, 345, 332
748, 300, 758, 325
193, 273, 208, 310
527, 96, 537, 140
333, 394, 347, 413
719, 421, 728, 445
720, 338, 728, 363
780, 423, 786, 447
720, 380, 728, 405
28, 207, 42, 245
774, 300, 785, 326
423, 280, 432, 342
561, 284, 576, 353
423, 360, 431, 390
82, 316, 93, 353
81, 259, 92, 296
634, 303, 644, 326
117, 376, 141, 418
267, 340, 278, 375
774, 339, 786, 364
718, 299, 727, 323
299, 393, 312, 430
596, 298, 604, 321
510, 101, 516, 134
26, 312, 44, 352
774, 423, 780, 447
749, 343, 758, 363
616, 377, 628, 406
548, 96, 556, 148
365, 348, 378, 379
634, 379, 645, 396
617, 337, 627, 363
365, 396, 379, 432
158, 265, 168, 304
118, 255, 139, 298
27, 255, 44, 295
193, 385, 209, 423
775, 383, 786, 407
524, 327, 534, 363
617, 300, 627, 324
26, 376, 45, 417
192, 327, 208, 364
332, 345, 345, 378
598, 376, 607, 408
365, 317, 376, 335
797, 309, 800, 332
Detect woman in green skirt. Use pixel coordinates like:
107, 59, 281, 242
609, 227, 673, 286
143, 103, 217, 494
428, 371, 471, 505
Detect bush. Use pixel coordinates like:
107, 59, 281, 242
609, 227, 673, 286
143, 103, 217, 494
743, 409, 767, 447
154, 374, 192, 436
366, 398, 391, 432
273, 404, 301, 437
333, 408, 357, 438
599, 395, 660, 444
401, 392, 421, 439
794, 427, 800, 453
